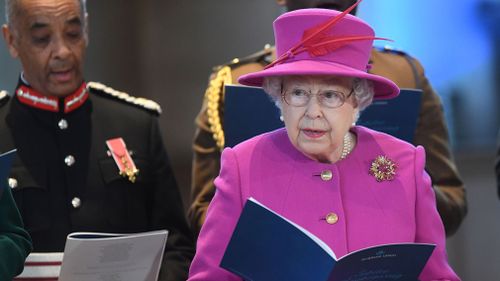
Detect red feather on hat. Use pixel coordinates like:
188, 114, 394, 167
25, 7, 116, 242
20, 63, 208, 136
305, 35, 391, 57
300, 0, 361, 47
266, 0, 391, 68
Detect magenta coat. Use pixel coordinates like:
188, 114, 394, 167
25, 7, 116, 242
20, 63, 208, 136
188, 126, 460, 281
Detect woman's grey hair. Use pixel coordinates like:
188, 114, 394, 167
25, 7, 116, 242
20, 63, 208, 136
262, 75, 375, 112
4, 0, 87, 25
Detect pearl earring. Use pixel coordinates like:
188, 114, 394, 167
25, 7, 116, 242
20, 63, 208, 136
280, 116, 284, 122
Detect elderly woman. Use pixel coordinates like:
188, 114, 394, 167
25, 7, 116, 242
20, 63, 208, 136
188, 5, 459, 281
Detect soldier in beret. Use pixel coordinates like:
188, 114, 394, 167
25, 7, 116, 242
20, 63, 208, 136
190, 0, 467, 237
1, 0, 193, 280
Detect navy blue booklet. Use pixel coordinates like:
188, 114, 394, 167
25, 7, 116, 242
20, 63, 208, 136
357, 89, 422, 143
220, 198, 435, 281
223, 85, 422, 146
224, 85, 284, 148
0, 149, 16, 198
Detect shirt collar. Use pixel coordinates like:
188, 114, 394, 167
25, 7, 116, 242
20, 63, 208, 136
15, 78, 88, 114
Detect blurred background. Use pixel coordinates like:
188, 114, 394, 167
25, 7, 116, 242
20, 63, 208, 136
0, 0, 498, 279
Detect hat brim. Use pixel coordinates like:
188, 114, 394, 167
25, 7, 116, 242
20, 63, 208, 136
238, 59, 399, 100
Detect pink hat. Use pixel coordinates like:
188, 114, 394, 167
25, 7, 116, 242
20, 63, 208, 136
238, 4, 399, 100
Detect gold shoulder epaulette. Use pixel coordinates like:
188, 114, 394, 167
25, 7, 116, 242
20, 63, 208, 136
0, 90, 10, 106
207, 44, 273, 150
205, 66, 232, 150
87, 82, 162, 115
216, 44, 274, 72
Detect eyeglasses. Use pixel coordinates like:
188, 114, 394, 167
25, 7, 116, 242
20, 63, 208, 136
281, 87, 354, 108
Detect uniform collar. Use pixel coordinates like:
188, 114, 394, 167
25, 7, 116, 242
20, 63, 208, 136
15, 79, 89, 114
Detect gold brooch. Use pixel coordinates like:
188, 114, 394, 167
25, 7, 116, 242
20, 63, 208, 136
370, 155, 397, 182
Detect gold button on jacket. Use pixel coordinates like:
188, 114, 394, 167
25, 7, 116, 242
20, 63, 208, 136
320, 170, 333, 181
326, 213, 339, 224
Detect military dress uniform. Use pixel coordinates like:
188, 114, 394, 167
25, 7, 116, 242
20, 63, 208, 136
0, 81, 194, 281
189, 46, 467, 237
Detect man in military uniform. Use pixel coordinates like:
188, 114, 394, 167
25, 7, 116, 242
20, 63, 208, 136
1, 0, 193, 280
190, 0, 467, 237
0, 147, 32, 280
